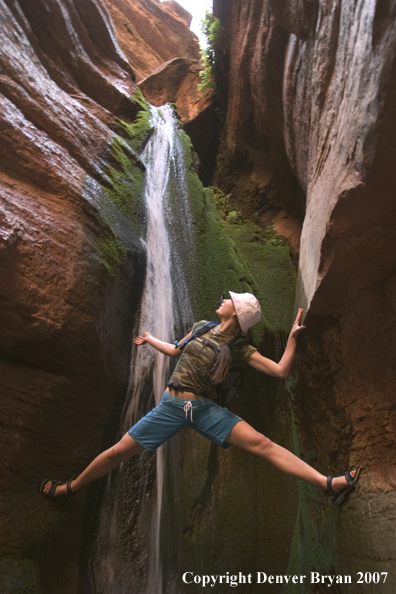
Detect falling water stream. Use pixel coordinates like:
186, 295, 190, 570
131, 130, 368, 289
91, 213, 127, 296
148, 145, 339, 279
92, 104, 193, 594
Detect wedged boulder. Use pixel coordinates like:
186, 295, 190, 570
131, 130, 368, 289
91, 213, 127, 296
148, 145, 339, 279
138, 57, 211, 124
138, 55, 217, 184
103, 0, 215, 180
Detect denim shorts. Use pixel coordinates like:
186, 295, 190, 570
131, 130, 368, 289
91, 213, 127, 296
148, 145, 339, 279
128, 391, 242, 452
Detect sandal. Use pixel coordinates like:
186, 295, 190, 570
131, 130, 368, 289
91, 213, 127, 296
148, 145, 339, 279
326, 467, 361, 507
40, 478, 74, 498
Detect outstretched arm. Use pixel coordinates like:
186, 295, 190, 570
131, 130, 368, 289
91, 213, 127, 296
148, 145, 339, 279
134, 330, 192, 357
248, 308, 306, 379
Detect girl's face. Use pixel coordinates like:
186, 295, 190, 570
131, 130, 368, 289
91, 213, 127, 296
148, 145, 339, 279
216, 298, 237, 319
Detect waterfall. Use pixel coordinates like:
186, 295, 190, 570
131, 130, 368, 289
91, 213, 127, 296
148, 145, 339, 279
91, 104, 193, 594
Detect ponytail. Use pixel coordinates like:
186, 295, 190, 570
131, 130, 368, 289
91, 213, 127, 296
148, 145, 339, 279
211, 325, 242, 384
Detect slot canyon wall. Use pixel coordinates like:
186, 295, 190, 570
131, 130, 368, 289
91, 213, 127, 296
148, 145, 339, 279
0, 1, 297, 592
0, 0, 147, 591
212, 0, 396, 586
0, 0, 395, 592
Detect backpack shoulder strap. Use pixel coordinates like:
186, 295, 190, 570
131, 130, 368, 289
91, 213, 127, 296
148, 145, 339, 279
174, 321, 219, 350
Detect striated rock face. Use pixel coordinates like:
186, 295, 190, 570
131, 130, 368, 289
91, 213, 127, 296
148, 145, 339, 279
213, 0, 305, 253
104, 0, 217, 181
0, 0, 146, 591
102, 0, 200, 82
2, 0, 395, 590
102, 0, 214, 177
214, 0, 396, 585
282, 0, 396, 582
0, 1, 216, 591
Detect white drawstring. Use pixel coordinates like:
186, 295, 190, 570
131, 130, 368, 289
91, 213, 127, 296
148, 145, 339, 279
184, 400, 193, 422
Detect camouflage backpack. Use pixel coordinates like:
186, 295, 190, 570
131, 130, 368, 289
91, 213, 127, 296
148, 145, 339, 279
174, 321, 245, 405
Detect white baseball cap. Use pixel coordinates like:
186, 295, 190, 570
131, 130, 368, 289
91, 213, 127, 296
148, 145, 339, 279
229, 291, 261, 331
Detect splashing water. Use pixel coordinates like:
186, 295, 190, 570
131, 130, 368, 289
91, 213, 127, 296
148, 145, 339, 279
91, 104, 193, 594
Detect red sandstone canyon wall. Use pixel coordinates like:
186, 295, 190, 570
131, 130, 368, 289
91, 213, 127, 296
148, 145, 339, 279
102, 0, 200, 82
0, 2, 209, 591
101, 0, 220, 186
1, 0, 396, 590
0, 0, 144, 590
103, 0, 215, 177
213, 0, 396, 584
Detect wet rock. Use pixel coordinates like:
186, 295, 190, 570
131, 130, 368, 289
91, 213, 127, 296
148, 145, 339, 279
102, 0, 200, 82
138, 57, 211, 124
268, 0, 318, 39
213, 0, 396, 584
213, 0, 305, 252
2, 0, 395, 588
105, 0, 217, 182
0, 0, 145, 590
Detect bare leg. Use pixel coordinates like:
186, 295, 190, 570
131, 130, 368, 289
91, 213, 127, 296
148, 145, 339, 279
42, 433, 144, 496
226, 421, 355, 492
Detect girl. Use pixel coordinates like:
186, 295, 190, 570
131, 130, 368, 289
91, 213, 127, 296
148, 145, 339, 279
41, 292, 359, 506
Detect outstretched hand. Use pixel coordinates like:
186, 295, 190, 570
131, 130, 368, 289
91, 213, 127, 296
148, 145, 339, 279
134, 331, 151, 346
290, 308, 306, 339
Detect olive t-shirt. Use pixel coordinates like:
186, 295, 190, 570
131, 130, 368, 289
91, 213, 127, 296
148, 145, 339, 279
168, 321, 257, 398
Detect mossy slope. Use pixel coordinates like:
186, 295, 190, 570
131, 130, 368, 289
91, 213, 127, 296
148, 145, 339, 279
174, 129, 296, 345
95, 88, 152, 275
157, 119, 299, 591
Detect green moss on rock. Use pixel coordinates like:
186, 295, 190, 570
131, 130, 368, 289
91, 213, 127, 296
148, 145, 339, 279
95, 232, 128, 277
170, 128, 296, 344
130, 85, 151, 112
103, 90, 152, 231
284, 406, 339, 593
96, 89, 153, 275
117, 109, 152, 155
140, 115, 299, 584
102, 136, 146, 230
224, 222, 296, 334
162, 374, 298, 583
0, 558, 41, 594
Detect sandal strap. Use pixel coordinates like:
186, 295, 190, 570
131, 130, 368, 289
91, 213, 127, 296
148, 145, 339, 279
345, 470, 355, 487
66, 479, 73, 496
40, 478, 75, 498
326, 476, 333, 492
48, 479, 61, 497
40, 478, 60, 498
